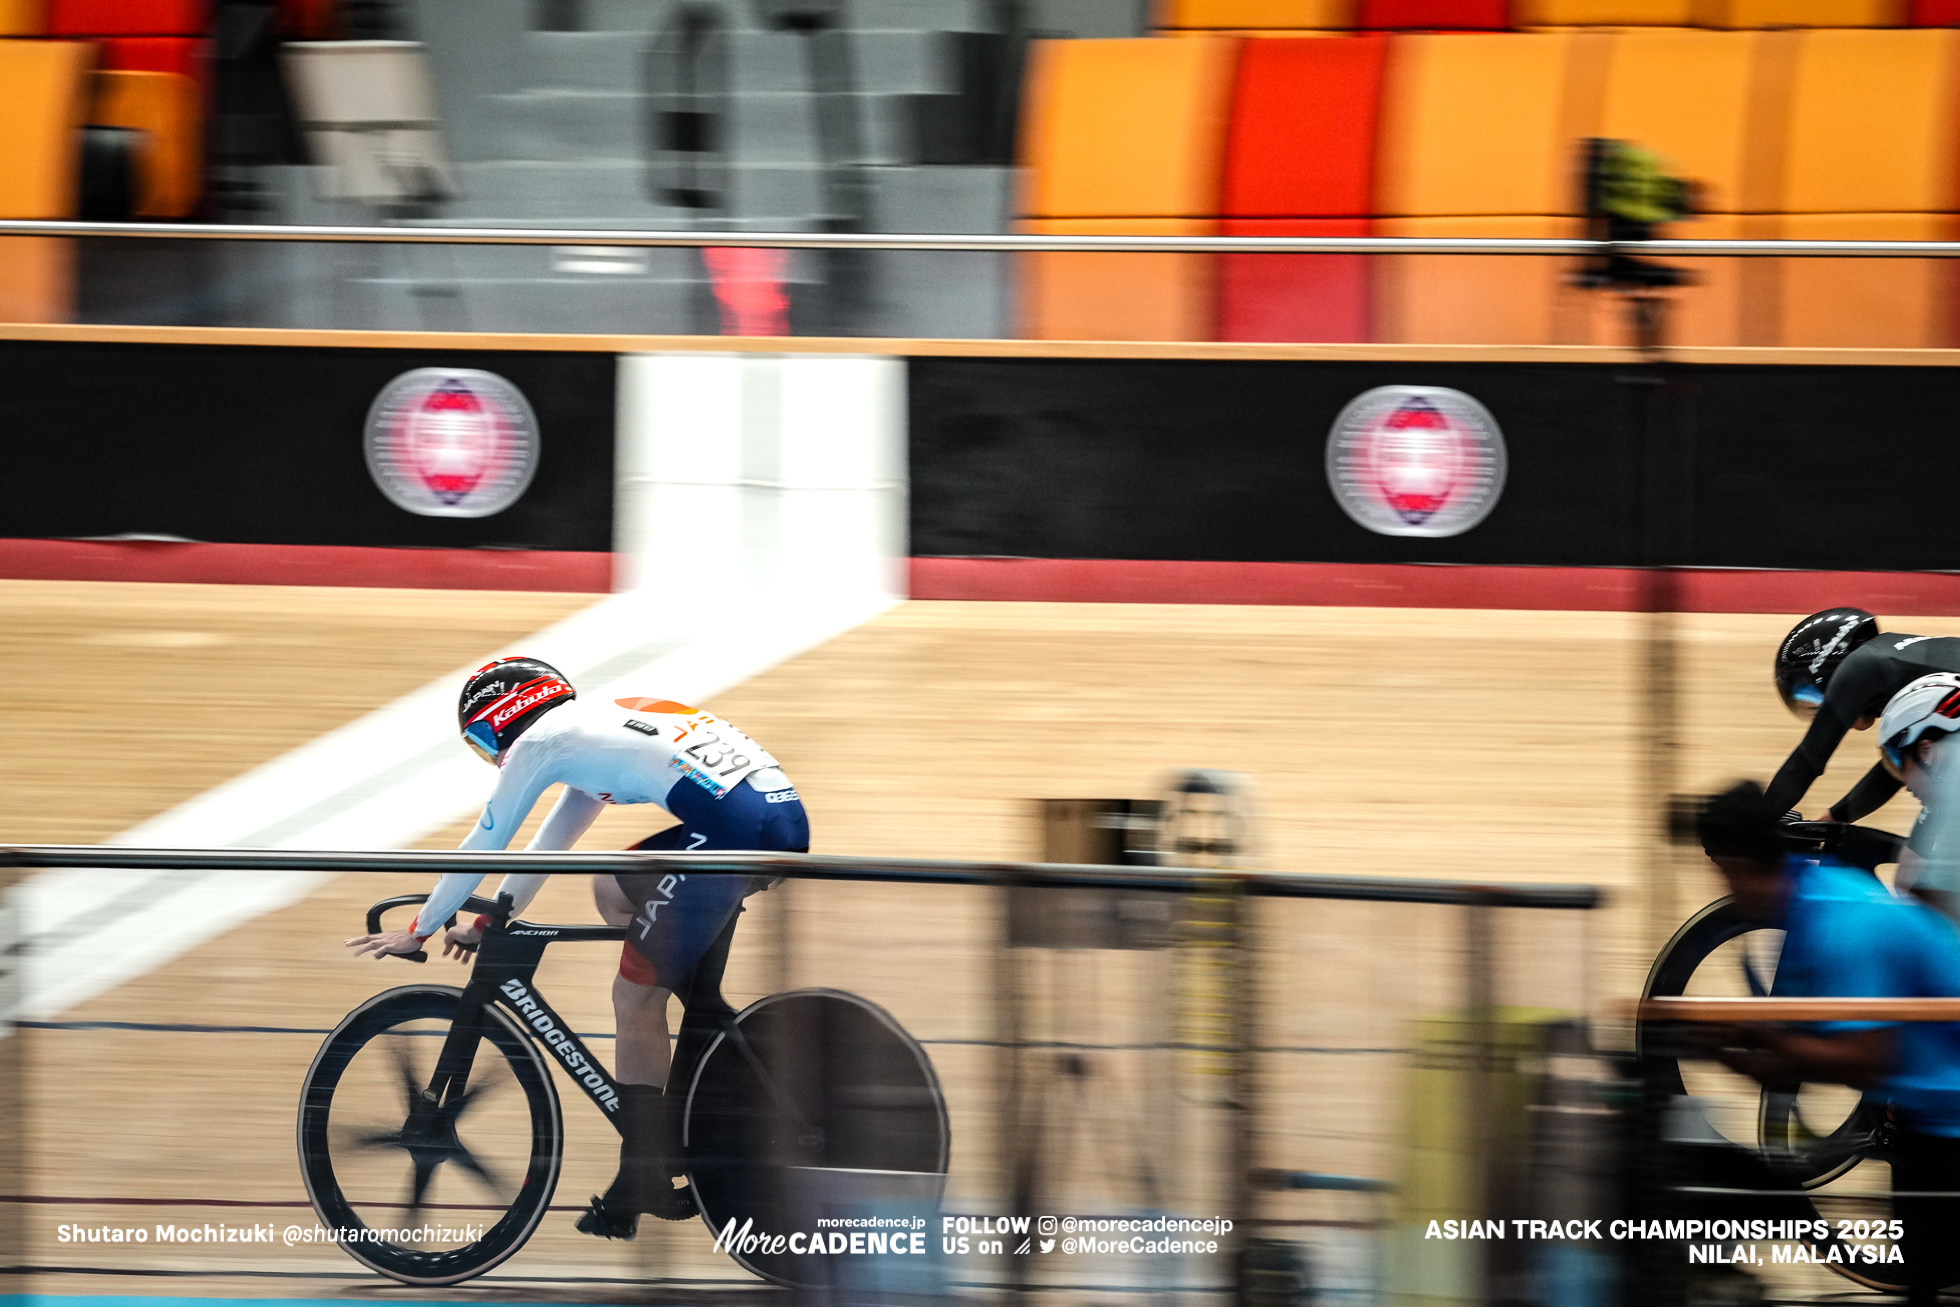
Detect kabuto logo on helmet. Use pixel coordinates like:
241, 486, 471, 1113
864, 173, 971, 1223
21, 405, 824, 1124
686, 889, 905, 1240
458, 657, 574, 763
488, 679, 571, 729
365, 368, 540, 518
1326, 386, 1507, 538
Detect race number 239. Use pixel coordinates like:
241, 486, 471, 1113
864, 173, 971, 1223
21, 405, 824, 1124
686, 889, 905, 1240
670, 713, 774, 798
684, 728, 751, 779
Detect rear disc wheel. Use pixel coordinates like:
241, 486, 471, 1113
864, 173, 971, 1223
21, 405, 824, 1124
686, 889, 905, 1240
680, 988, 949, 1289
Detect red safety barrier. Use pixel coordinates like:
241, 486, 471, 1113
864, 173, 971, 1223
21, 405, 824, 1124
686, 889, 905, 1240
0, 540, 614, 592
910, 558, 1960, 616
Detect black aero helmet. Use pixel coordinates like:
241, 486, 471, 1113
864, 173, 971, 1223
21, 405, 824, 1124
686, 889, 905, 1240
458, 656, 575, 763
1774, 607, 1879, 719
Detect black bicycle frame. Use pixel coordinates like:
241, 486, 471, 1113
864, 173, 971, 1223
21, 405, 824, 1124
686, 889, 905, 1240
369, 893, 631, 1138
366, 888, 787, 1160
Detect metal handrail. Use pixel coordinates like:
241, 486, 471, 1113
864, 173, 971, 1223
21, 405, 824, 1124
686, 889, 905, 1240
1, 218, 1956, 257
0, 843, 1600, 909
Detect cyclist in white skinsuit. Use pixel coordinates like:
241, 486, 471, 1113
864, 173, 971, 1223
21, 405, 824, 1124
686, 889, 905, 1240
1878, 674, 1960, 924
346, 657, 809, 1239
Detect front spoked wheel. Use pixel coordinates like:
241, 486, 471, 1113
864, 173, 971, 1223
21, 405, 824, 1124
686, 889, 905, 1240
298, 985, 562, 1284
1641, 898, 1884, 1188
681, 988, 950, 1289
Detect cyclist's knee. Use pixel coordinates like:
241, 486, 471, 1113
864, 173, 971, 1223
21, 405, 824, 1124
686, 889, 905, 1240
613, 969, 670, 1018
618, 940, 661, 991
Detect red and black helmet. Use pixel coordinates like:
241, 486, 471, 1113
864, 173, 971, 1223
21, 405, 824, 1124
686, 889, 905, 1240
458, 656, 575, 763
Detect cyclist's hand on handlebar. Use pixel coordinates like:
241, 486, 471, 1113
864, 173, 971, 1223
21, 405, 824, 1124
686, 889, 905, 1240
345, 927, 426, 960
441, 923, 483, 962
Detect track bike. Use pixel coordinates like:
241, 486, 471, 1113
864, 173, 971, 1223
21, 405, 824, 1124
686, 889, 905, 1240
1638, 819, 1927, 1293
297, 887, 950, 1288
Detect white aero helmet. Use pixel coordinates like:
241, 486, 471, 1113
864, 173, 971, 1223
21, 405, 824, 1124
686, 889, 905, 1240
1878, 673, 1960, 779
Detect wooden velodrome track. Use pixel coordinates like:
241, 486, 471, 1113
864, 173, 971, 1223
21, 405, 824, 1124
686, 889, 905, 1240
7, 578, 1942, 1301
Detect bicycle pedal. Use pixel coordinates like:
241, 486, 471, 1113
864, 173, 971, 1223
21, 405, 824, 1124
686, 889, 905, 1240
575, 1196, 639, 1241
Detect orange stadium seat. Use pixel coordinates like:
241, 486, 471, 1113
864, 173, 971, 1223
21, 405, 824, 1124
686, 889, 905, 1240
1372, 214, 1601, 343
1512, 0, 1696, 22
47, 0, 208, 34
1020, 217, 1224, 341
1783, 29, 1959, 216
1773, 29, 1960, 346
1778, 214, 1958, 348
1360, 0, 1510, 28
1372, 32, 1598, 342
1157, 0, 1356, 25
1020, 38, 1240, 221
0, 0, 45, 34
1591, 30, 1759, 344
0, 39, 91, 322
0, 234, 73, 322
1699, 0, 1904, 23
1017, 37, 1240, 339
1218, 36, 1388, 340
0, 38, 93, 219
1598, 30, 1755, 213
1375, 33, 1583, 219
92, 69, 201, 217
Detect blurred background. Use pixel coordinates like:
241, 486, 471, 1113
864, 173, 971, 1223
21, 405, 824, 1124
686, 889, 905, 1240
0, 0, 1955, 342
4, 1, 1960, 1305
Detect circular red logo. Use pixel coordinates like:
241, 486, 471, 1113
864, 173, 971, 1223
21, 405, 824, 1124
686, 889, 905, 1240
1326, 386, 1506, 538
365, 369, 539, 518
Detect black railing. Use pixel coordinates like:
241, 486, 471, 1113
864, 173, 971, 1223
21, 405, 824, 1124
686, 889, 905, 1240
0, 843, 1599, 909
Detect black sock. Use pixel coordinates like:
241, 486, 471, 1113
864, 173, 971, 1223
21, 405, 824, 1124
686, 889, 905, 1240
602, 1083, 665, 1211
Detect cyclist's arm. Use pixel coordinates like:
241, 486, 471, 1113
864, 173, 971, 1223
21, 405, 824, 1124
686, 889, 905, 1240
1826, 761, 1903, 823
1765, 705, 1854, 816
1765, 651, 1893, 814
415, 759, 554, 939
487, 788, 608, 920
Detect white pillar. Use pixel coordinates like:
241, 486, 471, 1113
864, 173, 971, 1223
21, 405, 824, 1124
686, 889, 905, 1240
613, 352, 908, 607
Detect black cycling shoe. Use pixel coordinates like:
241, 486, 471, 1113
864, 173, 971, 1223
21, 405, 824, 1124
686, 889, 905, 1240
573, 1179, 696, 1239
576, 1195, 639, 1241
576, 1084, 698, 1236
645, 1178, 699, 1222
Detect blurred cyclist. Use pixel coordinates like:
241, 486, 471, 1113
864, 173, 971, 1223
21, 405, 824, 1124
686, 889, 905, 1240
344, 656, 808, 1239
1696, 779, 1960, 1303
1878, 674, 1960, 917
1766, 610, 1960, 867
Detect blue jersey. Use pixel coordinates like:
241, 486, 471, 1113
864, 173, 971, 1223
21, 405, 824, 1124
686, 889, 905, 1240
1774, 858, 1960, 1135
